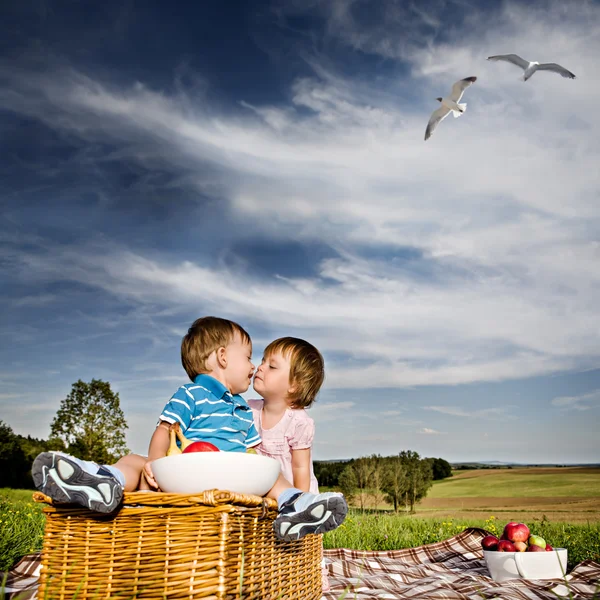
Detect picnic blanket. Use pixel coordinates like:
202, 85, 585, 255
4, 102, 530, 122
3, 528, 600, 599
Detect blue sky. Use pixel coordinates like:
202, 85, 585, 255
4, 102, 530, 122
1, 0, 599, 464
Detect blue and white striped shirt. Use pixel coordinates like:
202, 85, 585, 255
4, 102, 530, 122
159, 374, 261, 452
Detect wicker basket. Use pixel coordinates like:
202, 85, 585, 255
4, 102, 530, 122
34, 489, 323, 600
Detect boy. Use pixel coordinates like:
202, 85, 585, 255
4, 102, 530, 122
33, 316, 347, 542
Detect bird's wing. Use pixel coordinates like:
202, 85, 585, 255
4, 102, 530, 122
536, 63, 576, 79
450, 76, 477, 102
487, 54, 530, 70
424, 106, 451, 141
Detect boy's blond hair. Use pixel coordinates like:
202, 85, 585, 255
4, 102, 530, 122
181, 316, 251, 381
263, 337, 324, 409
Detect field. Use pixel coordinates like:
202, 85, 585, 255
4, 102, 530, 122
420, 467, 600, 523
1, 467, 600, 573
346, 467, 600, 524
328, 467, 600, 569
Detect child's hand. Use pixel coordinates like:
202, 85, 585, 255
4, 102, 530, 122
143, 460, 160, 490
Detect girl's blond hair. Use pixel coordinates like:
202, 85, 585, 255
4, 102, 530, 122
263, 337, 324, 408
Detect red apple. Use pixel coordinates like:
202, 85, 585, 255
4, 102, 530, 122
183, 441, 220, 453
545, 544, 554, 552
497, 540, 517, 552
527, 544, 546, 552
500, 521, 517, 540
502, 522, 530, 543
481, 535, 499, 551
514, 541, 527, 552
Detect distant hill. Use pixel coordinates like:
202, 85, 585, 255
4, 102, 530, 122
317, 459, 600, 468
451, 461, 600, 469
316, 459, 600, 468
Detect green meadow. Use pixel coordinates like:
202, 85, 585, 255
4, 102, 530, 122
336, 467, 600, 524
429, 468, 600, 498
0, 489, 45, 572
2, 467, 600, 573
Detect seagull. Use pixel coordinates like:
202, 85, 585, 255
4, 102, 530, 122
487, 54, 576, 81
424, 76, 477, 141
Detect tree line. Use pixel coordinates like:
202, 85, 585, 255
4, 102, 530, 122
2, 378, 452, 508
314, 453, 452, 512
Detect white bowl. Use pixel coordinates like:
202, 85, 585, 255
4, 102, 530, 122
152, 452, 281, 496
484, 548, 568, 582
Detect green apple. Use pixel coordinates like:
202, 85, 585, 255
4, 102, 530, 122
528, 535, 546, 548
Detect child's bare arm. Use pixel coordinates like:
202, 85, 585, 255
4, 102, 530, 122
143, 421, 171, 489
290, 448, 312, 492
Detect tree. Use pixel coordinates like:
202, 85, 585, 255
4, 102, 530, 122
50, 379, 129, 463
313, 460, 350, 487
0, 421, 30, 488
399, 450, 433, 513
429, 457, 453, 480
17, 433, 64, 465
338, 464, 358, 504
382, 455, 409, 512
368, 454, 387, 511
350, 456, 374, 510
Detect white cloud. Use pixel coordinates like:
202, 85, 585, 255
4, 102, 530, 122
9, 240, 598, 387
1, 1, 599, 394
305, 401, 356, 422
424, 405, 514, 419
417, 427, 444, 434
551, 389, 600, 411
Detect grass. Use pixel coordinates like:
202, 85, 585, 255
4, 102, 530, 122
2, 473, 600, 597
323, 511, 600, 571
330, 468, 600, 523
429, 468, 600, 498
0, 489, 45, 572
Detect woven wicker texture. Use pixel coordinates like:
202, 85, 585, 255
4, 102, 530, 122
34, 489, 323, 600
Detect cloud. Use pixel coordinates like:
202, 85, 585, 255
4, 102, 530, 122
306, 401, 356, 422
1, 0, 599, 394
417, 427, 444, 434
551, 389, 600, 411
7, 238, 597, 388
13, 294, 58, 307
424, 405, 513, 419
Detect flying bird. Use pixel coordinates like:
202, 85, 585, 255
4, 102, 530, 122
487, 54, 576, 81
424, 76, 477, 141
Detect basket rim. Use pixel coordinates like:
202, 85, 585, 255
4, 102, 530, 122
33, 488, 279, 508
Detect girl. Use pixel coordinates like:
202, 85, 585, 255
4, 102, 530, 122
248, 336, 324, 493
248, 336, 331, 591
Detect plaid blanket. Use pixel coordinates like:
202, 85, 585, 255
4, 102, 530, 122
322, 528, 600, 599
2, 551, 40, 600
3, 528, 599, 599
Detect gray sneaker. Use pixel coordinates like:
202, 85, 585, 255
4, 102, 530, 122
32, 452, 123, 513
273, 491, 348, 541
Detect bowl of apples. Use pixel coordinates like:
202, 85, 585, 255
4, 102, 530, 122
482, 522, 568, 582
151, 425, 280, 496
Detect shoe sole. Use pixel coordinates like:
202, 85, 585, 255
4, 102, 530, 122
32, 452, 123, 513
274, 495, 348, 542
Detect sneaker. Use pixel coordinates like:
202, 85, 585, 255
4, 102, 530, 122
32, 452, 123, 513
273, 491, 348, 542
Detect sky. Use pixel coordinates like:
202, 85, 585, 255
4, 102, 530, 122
1, 0, 599, 465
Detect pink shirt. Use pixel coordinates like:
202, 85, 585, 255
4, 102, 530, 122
248, 399, 319, 493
